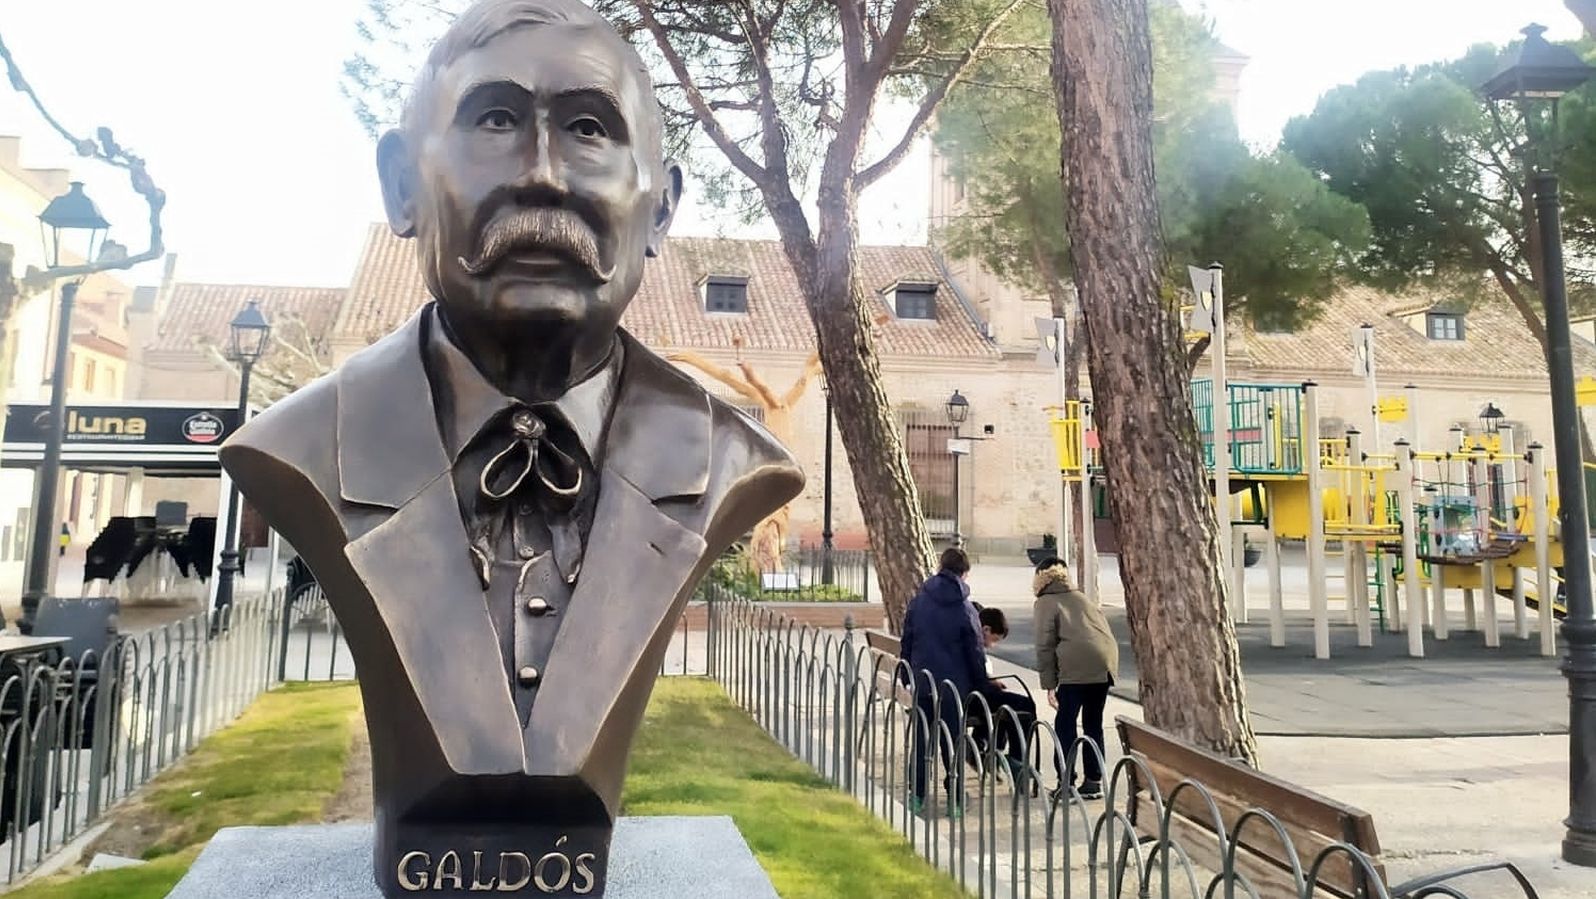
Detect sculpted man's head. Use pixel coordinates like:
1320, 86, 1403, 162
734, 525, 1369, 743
377, 0, 682, 398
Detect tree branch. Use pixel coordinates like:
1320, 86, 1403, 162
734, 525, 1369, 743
0, 31, 166, 289
779, 351, 824, 407
864, 0, 920, 86
666, 351, 767, 405
1185, 334, 1212, 375
837, 0, 869, 85
629, 2, 771, 188
856, 0, 1027, 188
736, 359, 784, 407
737, 1, 796, 190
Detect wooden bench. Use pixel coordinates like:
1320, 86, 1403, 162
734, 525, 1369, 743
1115, 717, 1537, 898
862, 629, 914, 711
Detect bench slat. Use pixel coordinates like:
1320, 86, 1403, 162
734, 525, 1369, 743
863, 630, 913, 708
1119, 718, 1381, 852
1118, 717, 1387, 898
1128, 752, 1382, 897
1128, 794, 1358, 899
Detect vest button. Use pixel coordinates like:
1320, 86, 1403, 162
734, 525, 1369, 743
517, 665, 541, 686
526, 596, 550, 616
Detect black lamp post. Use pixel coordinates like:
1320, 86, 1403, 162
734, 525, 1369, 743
213, 299, 271, 617
945, 390, 970, 548
18, 182, 109, 634
821, 382, 835, 585
1482, 22, 1596, 867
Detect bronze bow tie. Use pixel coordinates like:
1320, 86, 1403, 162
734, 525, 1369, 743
472, 404, 590, 586
479, 406, 584, 508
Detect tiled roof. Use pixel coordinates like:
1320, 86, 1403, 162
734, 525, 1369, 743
150, 283, 345, 357
335, 224, 1000, 359
1240, 283, 1596, 380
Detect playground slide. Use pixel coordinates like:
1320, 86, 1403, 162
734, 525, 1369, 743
1502, 584, 1567, 619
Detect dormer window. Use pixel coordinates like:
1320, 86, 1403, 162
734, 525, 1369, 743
1426, 311, 1464, 341
701, 275, 749, 314
892, 282, 938, 320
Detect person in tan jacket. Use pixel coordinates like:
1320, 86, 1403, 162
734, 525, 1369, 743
1032, 557, 1119, 799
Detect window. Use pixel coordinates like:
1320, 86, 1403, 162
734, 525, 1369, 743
902, 415, 956, 530
84, 357, 97, 392
702, 276, 749, 314
1426, 312, 1464, 341
893, 284, 937, 320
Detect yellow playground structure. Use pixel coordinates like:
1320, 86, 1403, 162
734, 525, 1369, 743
1049, 381, 1571, 661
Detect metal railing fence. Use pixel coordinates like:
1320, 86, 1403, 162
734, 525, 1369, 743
700, 586, 1535, 899
0, 590, 287, 886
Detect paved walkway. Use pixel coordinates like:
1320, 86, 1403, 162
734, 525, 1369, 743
971, 553, 1567, 737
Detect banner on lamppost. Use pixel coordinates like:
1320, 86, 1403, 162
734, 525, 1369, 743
1187, 265, 1216, 334
1353, 326, 1374, 377
1035, 316, 1061, 367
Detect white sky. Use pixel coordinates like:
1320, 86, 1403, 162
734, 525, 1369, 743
0, 0, 1583, 289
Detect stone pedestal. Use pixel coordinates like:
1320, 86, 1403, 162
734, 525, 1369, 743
166, 817, 777, 898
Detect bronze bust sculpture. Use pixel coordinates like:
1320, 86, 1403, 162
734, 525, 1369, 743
218, 1, 803, 894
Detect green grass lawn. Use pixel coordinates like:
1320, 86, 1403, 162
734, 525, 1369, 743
12, 677, 960, 899
625, 678, 965, 899
8, 681, 361, 899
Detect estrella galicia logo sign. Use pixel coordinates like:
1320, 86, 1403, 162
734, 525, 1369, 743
182, 412, 225, 444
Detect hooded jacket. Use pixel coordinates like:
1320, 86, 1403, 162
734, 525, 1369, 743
899, 569, 988, 701
1033, 563, 1119, 689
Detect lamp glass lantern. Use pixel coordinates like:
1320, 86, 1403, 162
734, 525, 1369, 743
38, 181, 109, 270
228, 299, 272, 363
945, 389, 970, 426
1479, 402, 1506, 434
1481, 24, 1595, 169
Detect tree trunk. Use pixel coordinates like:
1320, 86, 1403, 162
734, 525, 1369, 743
1046, 0, 1258, 762
764, 179, 935, 632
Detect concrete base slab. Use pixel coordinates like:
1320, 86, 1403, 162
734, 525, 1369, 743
166, 816, 777, 898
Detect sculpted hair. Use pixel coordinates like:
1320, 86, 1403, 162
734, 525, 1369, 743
402, 0, 663, 159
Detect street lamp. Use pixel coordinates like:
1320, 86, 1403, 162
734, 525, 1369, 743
1482, 22, 1596, 867
945, 389, 970, 426
213, 300, 271, 617
946, 390, 970, 547
18, 183, 111, 633
1479, 402, 1506, 435
821, 382, 835, 585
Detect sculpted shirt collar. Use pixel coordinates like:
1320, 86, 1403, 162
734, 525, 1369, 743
423, 305, 620, 464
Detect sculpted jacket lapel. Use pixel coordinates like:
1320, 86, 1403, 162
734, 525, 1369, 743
337, 311, 525, 775
526, 335, 711, 774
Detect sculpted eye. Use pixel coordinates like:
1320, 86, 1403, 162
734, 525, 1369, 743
567, 116, 607, 139
477, 108, 517, 131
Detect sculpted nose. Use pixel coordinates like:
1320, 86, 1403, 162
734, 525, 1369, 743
513, 117, 568, 199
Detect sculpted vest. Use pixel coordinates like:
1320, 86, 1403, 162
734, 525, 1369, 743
219, 308, 803, 896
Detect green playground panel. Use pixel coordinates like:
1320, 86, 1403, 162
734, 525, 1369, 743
1192, 379, 1306, 476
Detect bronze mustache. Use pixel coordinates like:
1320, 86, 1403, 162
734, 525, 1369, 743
458, 208, 615, 284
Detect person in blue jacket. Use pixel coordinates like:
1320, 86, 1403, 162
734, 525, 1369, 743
899, 546, 987, 815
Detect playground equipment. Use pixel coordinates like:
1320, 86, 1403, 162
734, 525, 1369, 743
1049, 399, 1100, 604
1048, 381, 1572, 661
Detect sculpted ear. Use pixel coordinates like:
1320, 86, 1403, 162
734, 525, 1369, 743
377, 129, 418, 239
645, 159, 684, 258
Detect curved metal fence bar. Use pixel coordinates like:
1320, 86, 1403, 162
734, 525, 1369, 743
0, 589, 293, 886
697, 584, 1516, 899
